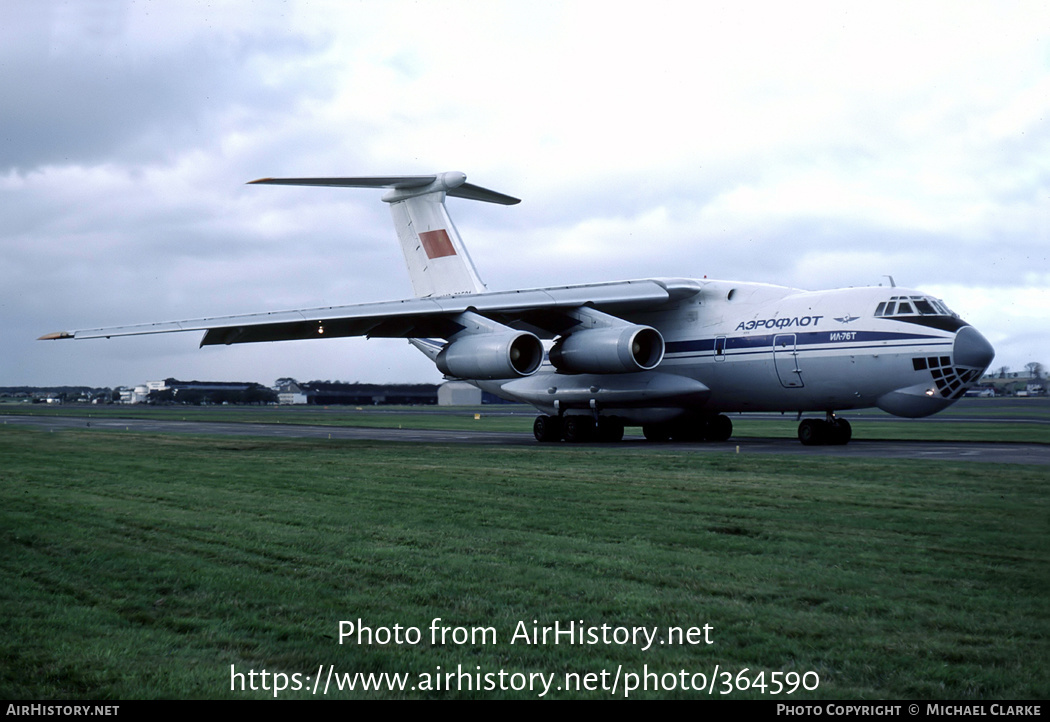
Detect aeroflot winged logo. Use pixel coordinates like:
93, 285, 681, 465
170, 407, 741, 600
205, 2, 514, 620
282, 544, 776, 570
834, 314, 859, 324
419, 229, 457, 259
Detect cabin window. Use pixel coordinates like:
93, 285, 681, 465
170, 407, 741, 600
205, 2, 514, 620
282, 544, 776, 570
897, 302, 913, 314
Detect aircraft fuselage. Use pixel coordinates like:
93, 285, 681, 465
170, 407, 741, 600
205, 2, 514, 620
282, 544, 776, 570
480, 279, 994, 428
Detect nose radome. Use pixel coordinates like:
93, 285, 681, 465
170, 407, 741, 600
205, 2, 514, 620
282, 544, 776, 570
954, 326, 995, 369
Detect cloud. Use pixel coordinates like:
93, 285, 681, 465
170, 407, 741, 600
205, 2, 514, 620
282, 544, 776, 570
3, 0, 1048, 387
0, 0, 331, 172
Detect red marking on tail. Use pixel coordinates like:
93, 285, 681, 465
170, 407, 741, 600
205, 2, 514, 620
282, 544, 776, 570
419, 229, 456, 259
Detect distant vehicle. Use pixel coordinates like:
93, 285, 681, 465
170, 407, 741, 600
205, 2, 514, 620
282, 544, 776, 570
41, 172, 995, 445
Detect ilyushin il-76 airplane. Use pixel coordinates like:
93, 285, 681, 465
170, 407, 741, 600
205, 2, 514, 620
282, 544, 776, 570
41, 172, 995, 445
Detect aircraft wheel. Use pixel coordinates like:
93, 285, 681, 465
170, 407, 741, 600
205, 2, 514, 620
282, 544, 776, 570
642, 423, 671, 442
798, 418, 825, 446
563, 416, 595, 443
533, 415, 562, 443
596, 417, 625, 443
829, 418, 852, 445
706, 414, 733, 442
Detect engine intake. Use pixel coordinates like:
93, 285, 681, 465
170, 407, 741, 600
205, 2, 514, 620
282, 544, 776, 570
549, 326, 664, 374
436, 332, 543, 380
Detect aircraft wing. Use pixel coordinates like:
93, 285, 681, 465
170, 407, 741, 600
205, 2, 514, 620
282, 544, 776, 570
39, 278, 701, 346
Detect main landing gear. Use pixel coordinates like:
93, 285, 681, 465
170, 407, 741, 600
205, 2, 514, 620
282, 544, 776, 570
798, 413, 852, 446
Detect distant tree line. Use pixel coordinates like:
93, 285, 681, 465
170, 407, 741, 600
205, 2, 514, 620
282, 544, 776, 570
995, 362, 1044, 379
0, 387, 118, 403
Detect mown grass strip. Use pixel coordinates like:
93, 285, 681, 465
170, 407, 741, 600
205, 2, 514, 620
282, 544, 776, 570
1, 427, 1047, 698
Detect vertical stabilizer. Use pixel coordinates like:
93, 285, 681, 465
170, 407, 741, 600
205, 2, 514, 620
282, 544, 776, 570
386, 185, 485, 297
248, 172, 520, 298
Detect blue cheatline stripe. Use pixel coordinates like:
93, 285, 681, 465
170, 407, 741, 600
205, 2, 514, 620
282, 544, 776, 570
665, 330, 945, 355
666, 342, 953, 362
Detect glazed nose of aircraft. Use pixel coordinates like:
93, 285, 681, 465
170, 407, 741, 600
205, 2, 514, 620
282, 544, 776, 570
954, 325, 995, 370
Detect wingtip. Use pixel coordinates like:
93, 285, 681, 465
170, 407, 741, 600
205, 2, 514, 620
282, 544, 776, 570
246, 177, 274, 185
38, 331, 73, 340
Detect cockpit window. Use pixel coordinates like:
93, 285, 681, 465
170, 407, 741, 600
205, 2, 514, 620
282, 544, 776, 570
914, 299, 935, 315
874, 295, 957, 318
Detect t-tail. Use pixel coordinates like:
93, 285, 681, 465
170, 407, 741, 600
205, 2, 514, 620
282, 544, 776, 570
248, 172, 519, 297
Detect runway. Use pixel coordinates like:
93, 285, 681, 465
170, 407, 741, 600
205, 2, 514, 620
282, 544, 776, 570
4, 413, 1048, 465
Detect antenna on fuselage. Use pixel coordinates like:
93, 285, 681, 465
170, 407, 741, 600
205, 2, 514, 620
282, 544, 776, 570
883, 275, 896, 288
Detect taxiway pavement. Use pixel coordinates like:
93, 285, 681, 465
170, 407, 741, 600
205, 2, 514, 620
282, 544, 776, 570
3, 414, 1047, 465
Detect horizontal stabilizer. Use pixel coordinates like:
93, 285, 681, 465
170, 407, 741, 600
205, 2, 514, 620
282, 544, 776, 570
446, 183, 521, 205
248, 173, 520, 205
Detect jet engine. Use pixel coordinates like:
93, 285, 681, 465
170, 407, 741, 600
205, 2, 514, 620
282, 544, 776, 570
549, 325, 664, 374
435, 331, 543, 380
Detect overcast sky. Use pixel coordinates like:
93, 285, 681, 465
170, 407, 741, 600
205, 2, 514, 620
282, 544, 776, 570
3, 0, 1048, 388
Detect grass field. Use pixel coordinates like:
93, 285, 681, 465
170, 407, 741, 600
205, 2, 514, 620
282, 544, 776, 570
1, 423, 1047, 699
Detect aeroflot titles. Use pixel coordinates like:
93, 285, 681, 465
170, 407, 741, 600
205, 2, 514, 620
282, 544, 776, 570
735, 316, 824, 331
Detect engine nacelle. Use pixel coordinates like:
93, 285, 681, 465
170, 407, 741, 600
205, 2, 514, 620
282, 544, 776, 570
435, 332, 543, 380
549, 326, 664, 374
